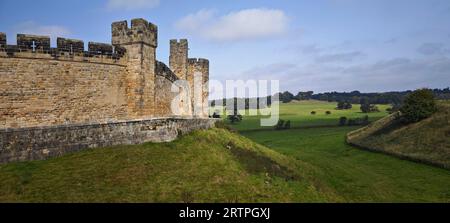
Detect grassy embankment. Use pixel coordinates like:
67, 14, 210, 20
347, 101, 450, 169
0, 128, 341, 202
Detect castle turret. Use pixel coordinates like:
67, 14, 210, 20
188, 58, 210, 117
112, 18, 158, 117
169, 39, 188, 80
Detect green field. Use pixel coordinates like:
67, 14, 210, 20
241, 127, 450, 202
218, 100, 390, 131
238, 101, 450, 202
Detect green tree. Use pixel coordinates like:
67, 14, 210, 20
400, 89, 437, 123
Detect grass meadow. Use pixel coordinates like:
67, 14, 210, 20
214, 100, 390, 131
235, 100, 450, 202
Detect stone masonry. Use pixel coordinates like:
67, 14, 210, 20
0, 18, 213, 163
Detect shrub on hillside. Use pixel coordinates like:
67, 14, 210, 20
311, 111, 316, 115
347, 115, 370, 126
400, 89, 437, 123
275, 120, 285, 130
284, 120, 291, 129
275, 120, 291, 130
227, 114, 243, 124
339, 117, 348, 126
325, 111, 332, 115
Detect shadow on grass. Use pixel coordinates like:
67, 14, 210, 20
226, 141, 299, 181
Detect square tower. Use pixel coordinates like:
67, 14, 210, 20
169, 39, 188, 80
111, 18, 158, 117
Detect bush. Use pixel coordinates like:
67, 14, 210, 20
325, 111, 332, 115
337, 101, 352, 110
339, 117, 348, 126
275, 120, 291, 130
311, 111, 316, 115
400, 89, 437, 123
284, 120, 291, 129
212, 110, 221, 118
347, 116, 370, 126
361, 103, 379, 113
275, 120, 285, 130
227, 114, 242, 124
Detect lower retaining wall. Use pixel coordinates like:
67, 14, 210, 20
0, 118, 217, 164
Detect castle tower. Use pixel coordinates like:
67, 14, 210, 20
169, 39, 188, 80
112, 18, 158, 117
188, 58, 210, 117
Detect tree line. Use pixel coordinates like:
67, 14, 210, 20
210, 87, 450, 108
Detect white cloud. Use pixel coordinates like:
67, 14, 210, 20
107, 0, 159, 11
175, 8, 289, 42
12, 21, 71, 43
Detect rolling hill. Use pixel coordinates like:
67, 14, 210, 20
347, 101, 450, 169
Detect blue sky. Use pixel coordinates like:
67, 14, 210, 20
1, 0, 449, 95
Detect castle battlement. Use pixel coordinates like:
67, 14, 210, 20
188, 58, 209, 66
0, 33, 127, 64
112, 18, 158, 47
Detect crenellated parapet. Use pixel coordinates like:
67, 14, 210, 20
188, 58, 210, 81
17, 34, 50, 51
188, 58, 209, 68
112, 18, 158, 47
0, 33, 127, 64
57, 37, 84, 53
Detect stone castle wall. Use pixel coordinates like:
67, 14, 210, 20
0, 18, 213, 163
0, 118, 216, 164
0, 52, 128, 128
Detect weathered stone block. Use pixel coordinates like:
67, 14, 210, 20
57, 37, 84, 53
17, 34, 50, 51
88, 42, 113, 54
0, 32, 6, 48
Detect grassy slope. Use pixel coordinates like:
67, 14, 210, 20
350, 101, 450, 169
220, 100, 390, 131
241, 127, 450, 202
0, 128, 341, 203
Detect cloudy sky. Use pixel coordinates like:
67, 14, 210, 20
1, 0, 449, 96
